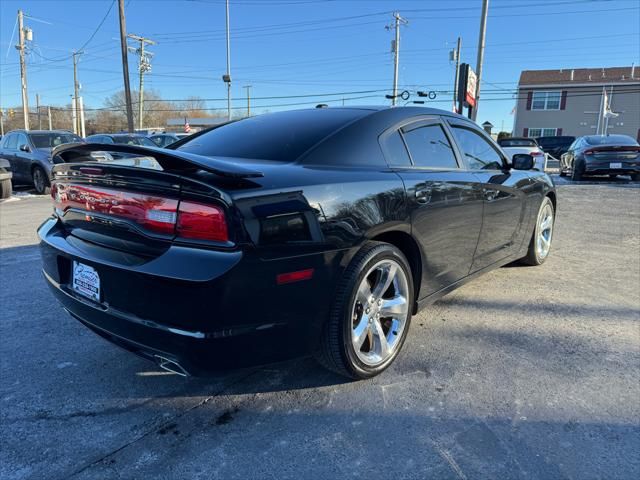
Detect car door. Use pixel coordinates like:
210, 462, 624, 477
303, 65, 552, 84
447, 119, 531, 272
0, 133, 21, 181
14, 133, 33, 182
380, 117, 484, 298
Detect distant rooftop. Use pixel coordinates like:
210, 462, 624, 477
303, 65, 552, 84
519, 66, 638, 85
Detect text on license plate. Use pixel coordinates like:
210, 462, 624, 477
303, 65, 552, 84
72, 261, 101, 302
610, 162, 622, 169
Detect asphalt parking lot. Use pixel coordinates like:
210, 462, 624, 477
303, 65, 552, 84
1, 176, 639, 480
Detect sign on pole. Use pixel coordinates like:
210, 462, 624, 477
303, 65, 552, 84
457, 63, 478, 117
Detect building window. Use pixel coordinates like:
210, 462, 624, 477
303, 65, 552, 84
531, 91, 562, 110
528, 128, 557, 137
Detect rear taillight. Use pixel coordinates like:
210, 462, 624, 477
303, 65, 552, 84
176, 201, 228, 242
584, 149, 595, 155
531, 151, 544, 156
52, 183, 228, 243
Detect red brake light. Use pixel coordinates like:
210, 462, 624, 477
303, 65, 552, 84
584, 148, 595, 155
531, 151, 544, 156
176, 201, 228, 242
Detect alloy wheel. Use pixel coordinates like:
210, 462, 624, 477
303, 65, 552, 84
535, 202, 554, 260
33, 168, 46, 194
351, 259, 409, 367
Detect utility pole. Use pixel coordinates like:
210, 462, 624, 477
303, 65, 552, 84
127, 34, 155, 130
388, 12, 408, 106
71, 96, 77, 134
17, 10, 30, 130
243, 85, 251, 117
223, 0, 232, 120
471, 0, 489, 121
47, 106, 52, 130
78, 96, 86, 137
452, 37, 462, 113
72, 51, 83, 134
0, 110, 4, 136
117, 0, 134, 133
36, 93, 41, 129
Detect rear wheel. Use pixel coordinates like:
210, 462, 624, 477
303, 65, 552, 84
570, 160, 584, 181
315, 242, 413, 379
0, 177, 11, 199
559, 170, 567, 177
32, 166, 50, 195
521, 197, 555, 266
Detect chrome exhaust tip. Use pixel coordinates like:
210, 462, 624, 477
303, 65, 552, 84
154, 355, 190, 377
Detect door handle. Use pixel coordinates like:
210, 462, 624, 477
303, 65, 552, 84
415, 187, 432, 204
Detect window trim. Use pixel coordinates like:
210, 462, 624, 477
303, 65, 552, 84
378, 116, 463, 171
445, 119, 508, 172
531, 91, 562, 111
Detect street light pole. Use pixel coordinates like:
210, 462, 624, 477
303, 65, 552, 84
471, 0, 489, 121
224, 0, 232, 120
243, 85, 251, 117
452, 37, 462, 113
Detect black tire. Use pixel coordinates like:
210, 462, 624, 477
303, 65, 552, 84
559, 170, 567, 177
570, 160, 584, 181
0, 178, 11, 199
631, 173, 640, 182
32, 166, 50, 195
314, 241, 414, 379
521, 197, 555, 266
609, 174, 617, 179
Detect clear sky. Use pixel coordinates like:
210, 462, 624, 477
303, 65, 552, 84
1, 0, 639, 132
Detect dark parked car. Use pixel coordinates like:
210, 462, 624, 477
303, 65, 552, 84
0, 130, 83, 194
559, 134, 640, 180
149, 133, 191, 148
0, 157, 12, 199
85, 133, 157, 148
39, 107, 556, 379
535, 135, 575, 160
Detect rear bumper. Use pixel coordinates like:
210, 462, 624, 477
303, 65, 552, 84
38, 216, 343, 373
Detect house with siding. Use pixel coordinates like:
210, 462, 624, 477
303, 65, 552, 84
513, 66, 640, 140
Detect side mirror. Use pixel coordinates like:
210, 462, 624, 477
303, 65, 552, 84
19, 144, 30, 152
512, 153, 534, 170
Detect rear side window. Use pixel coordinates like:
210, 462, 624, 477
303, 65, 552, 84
451, 127, 504, 170
177, 109, 369, 161
401, 124, 458, 169
381, 130, 411, 166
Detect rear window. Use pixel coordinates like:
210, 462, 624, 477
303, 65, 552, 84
498, 138, 537, 147
584, 135, 638, 146
536, 136, 574, 148
30, 132, 82, 148
176, 109, 368, 161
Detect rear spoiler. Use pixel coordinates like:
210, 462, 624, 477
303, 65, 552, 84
52, 143, 264, 179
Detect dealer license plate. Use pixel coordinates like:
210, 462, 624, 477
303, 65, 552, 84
72, 261, 101, 302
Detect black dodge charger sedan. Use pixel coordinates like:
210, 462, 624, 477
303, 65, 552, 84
38, 107, 556, 379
